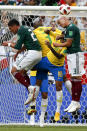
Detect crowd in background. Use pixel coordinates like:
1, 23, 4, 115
0, 0, 87, 6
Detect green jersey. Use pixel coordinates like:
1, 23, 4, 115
64, 23, 82, 54
14, 26, 41, 51
0, 1, 16, 5
40, 0, 57, 6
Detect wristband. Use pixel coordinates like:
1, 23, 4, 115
8, 43, 11, 47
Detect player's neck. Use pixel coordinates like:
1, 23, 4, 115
65, 22, 70, 28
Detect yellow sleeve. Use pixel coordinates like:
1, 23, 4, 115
33, 27, 52, 33
60, 47, 67, 56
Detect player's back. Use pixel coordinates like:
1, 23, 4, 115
33, 27, 54, 57
15, 26, 41, 51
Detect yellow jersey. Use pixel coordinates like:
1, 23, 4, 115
33, 27, 54, 57
32, 27, 54, 77
49, 28, 62, 39
47, 29, 67, 66
47, 46, 67, 66
31, 28, 67, 76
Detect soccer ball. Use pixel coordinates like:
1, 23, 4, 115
59, 4, 71, 15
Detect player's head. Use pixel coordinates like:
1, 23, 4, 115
8, 19, 20, 34
33, 19, 43, 29
57, 16, 70, 28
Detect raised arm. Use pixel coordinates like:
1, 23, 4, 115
53, 38, 73, 47
45, 40, 64, 59
2, 41, 16, 48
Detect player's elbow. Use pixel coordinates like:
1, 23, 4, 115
66, 39, 72, 47
57, 55, 64, 59
67, 43, 72, 47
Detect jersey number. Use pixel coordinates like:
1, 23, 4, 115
28, 29, 37, 41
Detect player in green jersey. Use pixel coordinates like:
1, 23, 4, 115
2, 19, 42, 101
53, 16, 85, 113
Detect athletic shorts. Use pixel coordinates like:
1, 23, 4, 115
35, 57, 65, 81
13, 50, 42, 71
67, 52, 85, 76
30, 76, 48, 93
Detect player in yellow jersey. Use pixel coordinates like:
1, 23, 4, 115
28, 70, 49, 126
25, 25, 68, 125
25, 23, 63, 105
24, 23, 55, 125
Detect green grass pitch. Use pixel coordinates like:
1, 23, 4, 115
0, 126, 87, 131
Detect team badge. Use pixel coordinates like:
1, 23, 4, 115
69, 31, 73, 36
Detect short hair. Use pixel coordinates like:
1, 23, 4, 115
8, 19, 20, 26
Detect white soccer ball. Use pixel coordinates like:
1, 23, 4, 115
59, 4, 71, 15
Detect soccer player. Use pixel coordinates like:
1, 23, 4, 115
7, 20, 71, 125
29, 70, 48, 126
2, 19, 42, 95
25, 25, 55, 126
7, 21, 55, 126
25, 26, 67, 124
53, 16, 85, 113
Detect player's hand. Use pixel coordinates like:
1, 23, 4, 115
53, 43, 60, 47
56, 35, 61, 40
45, 40, 51, 48
2, 42, 8, 46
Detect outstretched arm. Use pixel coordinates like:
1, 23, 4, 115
53, 39, 73, 47
2, 41, 16, 48
45, 40, 64, 59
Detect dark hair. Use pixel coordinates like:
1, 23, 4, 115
8, 19, 20, 26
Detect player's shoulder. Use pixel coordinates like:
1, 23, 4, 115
56, 28, 62, 34
20, 25, 27, 30
68, 23, 78, 30
19, 26, 28, 33
17, 26, 27, 36
68, 23, 74, 29
34, 26, 51, 31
